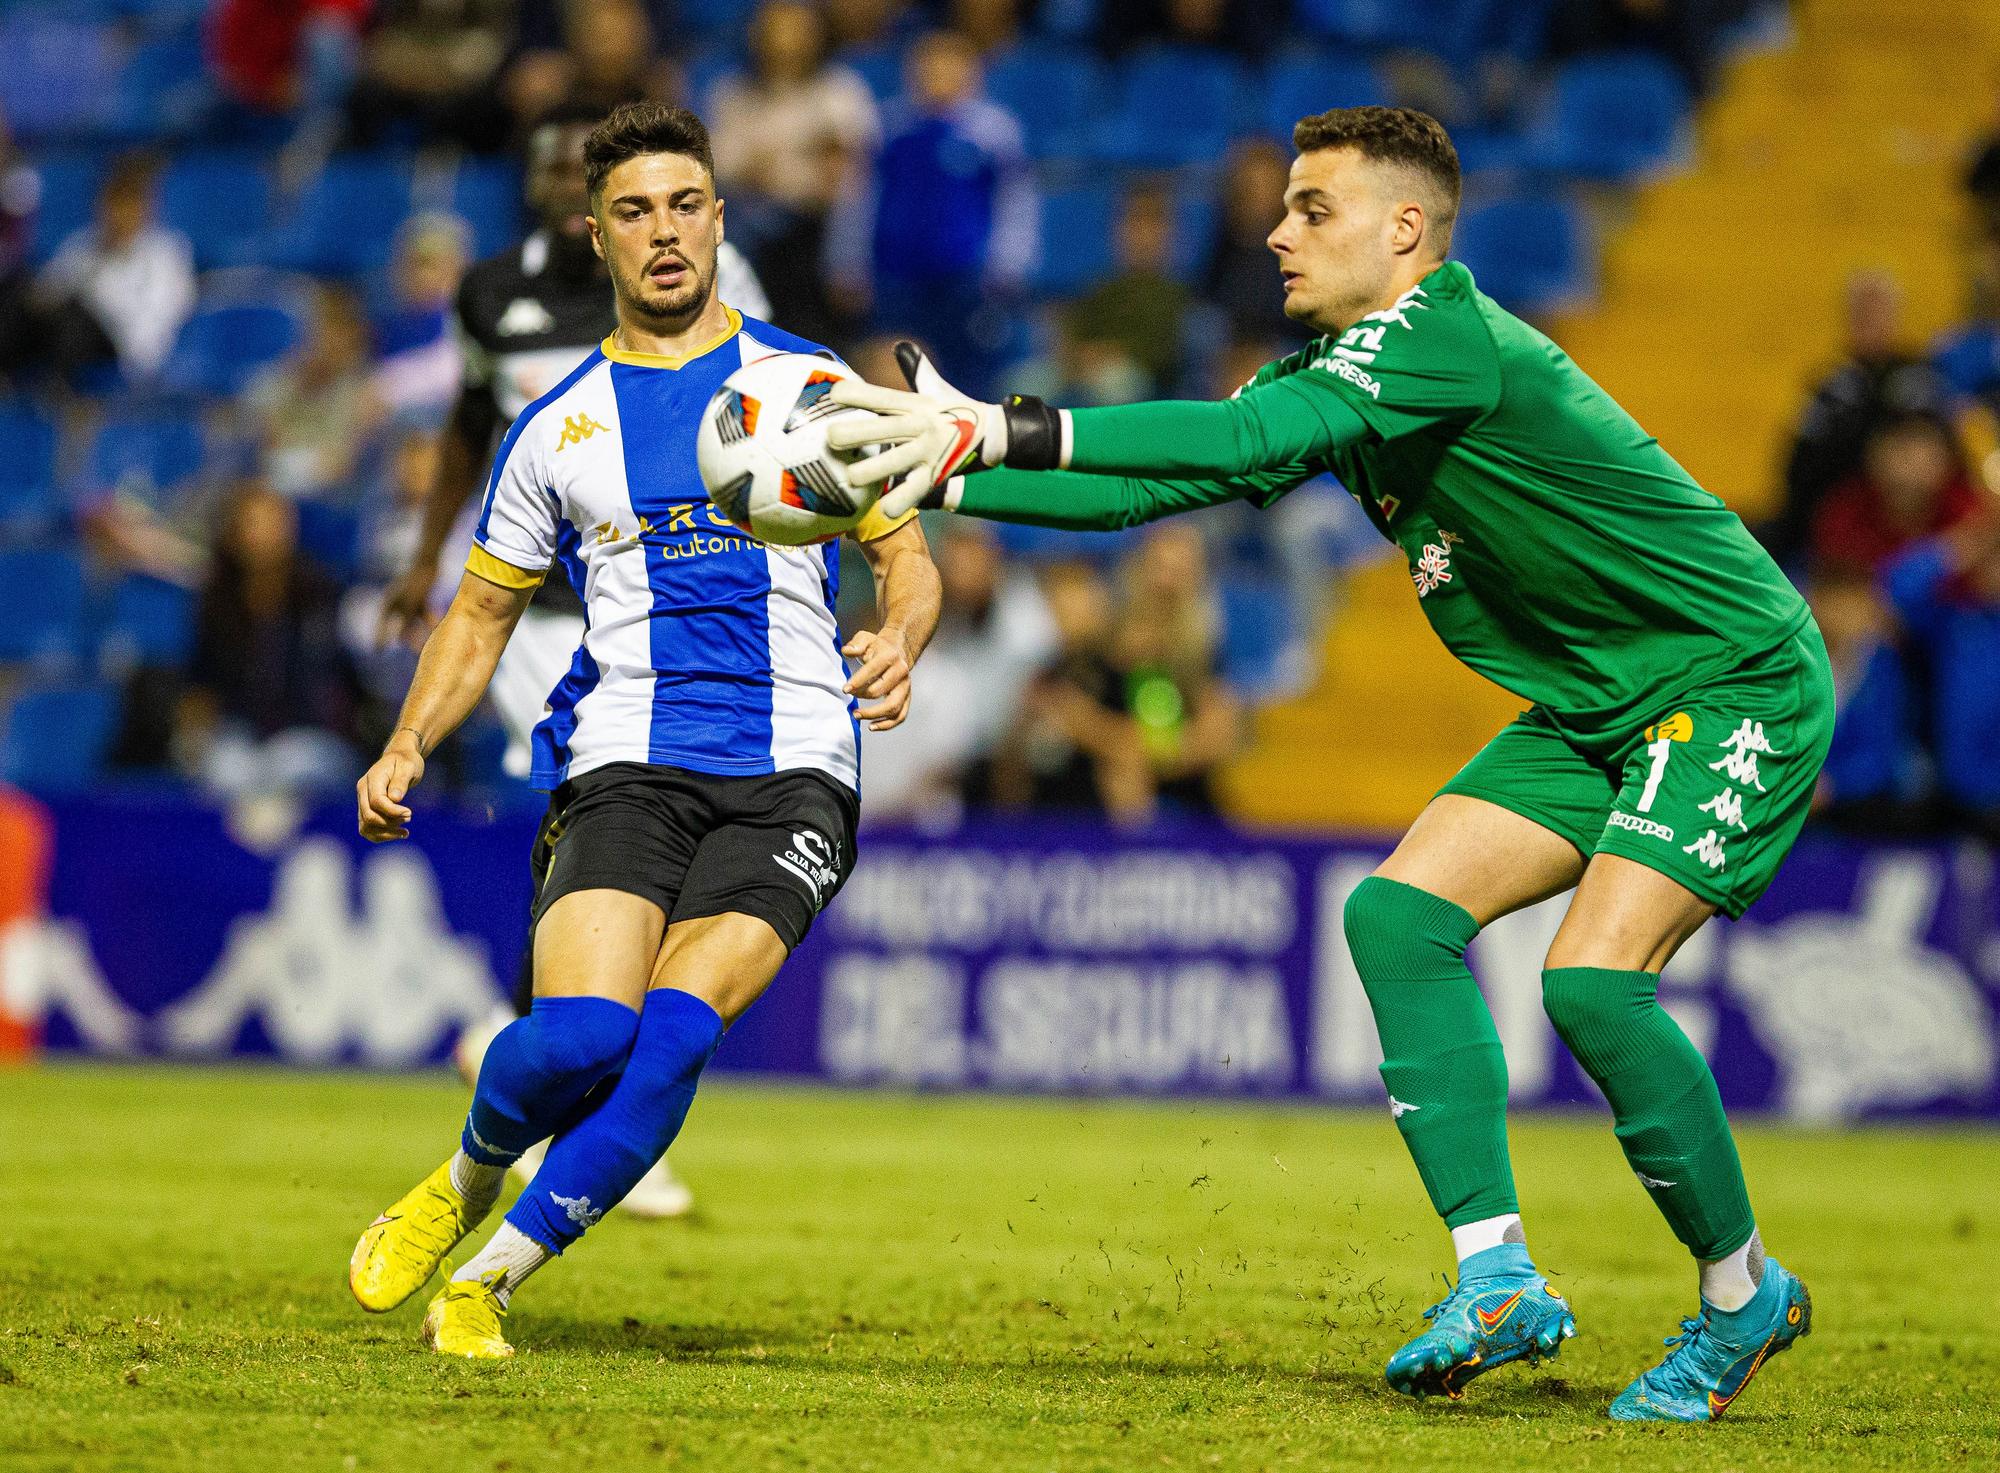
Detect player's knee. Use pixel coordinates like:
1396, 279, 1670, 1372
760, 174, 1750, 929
509, 995, 640, 1089
1343, 876, 1480, 1001
1540, 966, 1651, 1053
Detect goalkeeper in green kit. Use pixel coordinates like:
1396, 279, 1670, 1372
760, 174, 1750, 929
828, 107, 1825, 1422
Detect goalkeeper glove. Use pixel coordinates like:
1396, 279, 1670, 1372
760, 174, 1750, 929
827, 343, 1064, 518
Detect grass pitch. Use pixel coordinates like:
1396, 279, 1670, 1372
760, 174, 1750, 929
0, 1066, 1993, 1471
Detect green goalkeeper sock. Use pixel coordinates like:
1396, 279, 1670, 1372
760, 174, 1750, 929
1541, 966, 1755, 1260
1343, 877, 1517, 1227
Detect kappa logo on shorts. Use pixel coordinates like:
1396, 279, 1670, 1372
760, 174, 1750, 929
1607, 810, 1675, 842
773, 828, 841, 905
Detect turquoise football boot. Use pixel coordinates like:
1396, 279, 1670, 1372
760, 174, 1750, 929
1610, 1260, 1812, 1422
1385, 1244, 1578, 1400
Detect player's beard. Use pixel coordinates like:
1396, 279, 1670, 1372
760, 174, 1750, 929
620, 246, 715, 330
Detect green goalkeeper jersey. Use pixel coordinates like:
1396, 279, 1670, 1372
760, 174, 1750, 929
958, 259, 1810, 737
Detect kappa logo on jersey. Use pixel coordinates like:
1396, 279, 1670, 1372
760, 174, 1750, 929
1682, 829, 1729, 871
1411, 530, 1463, 597
1607, 810, 1675, 842
556, 413, 611, 451
1324, 284, 1432, 367
495, 297, 557, 336
1711, 719, 1780, 792
1388, 1095, 1421, 1118
773, 828, 841, 904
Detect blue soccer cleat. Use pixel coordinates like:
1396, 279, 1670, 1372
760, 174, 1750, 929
1385, 1244, 1578, 1400
1609, 1260, 1812, 1422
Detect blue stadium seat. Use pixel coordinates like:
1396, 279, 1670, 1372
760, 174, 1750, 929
0, 404, 58, 537
1032, 184, 1118, 296
450, 158, 528, 261
1292, 0, 1522, 65
83, 414, 207, 503
0, 680, 119, 790
1451, 195, 1593, 315
159, 299, 302, 399
1260, 52, 1388, 140
837, 44, 905, 106
295, 500, 360, 583
0, 19, 121, 142
264, 155, 417, 275
1092, 47, 1250, 167
100, 573, 196, 666
1523, 52, 1690, 181
987, 43, 1105, 161
158, 153, 275, 270
675, 0, 760, 39
0, 547, 89, 664
105, 34, 212, 141
28, 152, 106, 264
1218, 574, 1301, 703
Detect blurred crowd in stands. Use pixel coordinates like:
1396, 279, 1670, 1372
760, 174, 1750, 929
1760, 112, 2000, 841
12, 0, 1996, 841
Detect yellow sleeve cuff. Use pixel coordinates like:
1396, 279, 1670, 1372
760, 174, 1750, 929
851, 501, 917, 543
466, 544, 547, 589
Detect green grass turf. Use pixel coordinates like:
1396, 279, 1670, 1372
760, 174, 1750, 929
0, 1066, 1993, 1471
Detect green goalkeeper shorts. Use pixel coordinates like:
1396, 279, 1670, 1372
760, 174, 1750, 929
1438, 623, 1835, 919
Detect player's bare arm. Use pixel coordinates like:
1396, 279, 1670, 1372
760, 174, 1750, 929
357, 571, 535, 842
844, 517, 940, 731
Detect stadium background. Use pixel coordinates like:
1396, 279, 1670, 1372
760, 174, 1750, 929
2, 2, 1999, 1467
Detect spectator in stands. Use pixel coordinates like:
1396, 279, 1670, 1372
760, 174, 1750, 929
1812, 412, 1982, 578
1808, 568, 1924, 832
829, 30, 1036, 399
208, 0, 366, 123
1020, 311, 1150, 407
32, 154, 194, 388
1765, 269, 1953, 571
1964, 80, 2000, 243
344, 0, 515, 151
1107, 522, 1241, 816
1096, 0, 1281, 59
990, 559, 1140, 816
1063, 181, 1191, 395
248, 284, 386, 504
1882, 517, 2000, 838
177, 480, 359, 801
859, 520, 1056, 821
1933, 236, 2000, 431
710, 0, 878, 340
712, 2, 879, 214
1543, 0, 1745, 96
1203, 138, 1298, 346
504, 0, 675, 136
826, 0, 912, 53
949, 0, 1024, 57
372, 213, 473, 418
0, 117, 39, 384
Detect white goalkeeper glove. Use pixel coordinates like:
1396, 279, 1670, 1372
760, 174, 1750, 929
827, 343, 1064, 519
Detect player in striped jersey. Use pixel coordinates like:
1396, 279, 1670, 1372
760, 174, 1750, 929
347, 102, 941, 1358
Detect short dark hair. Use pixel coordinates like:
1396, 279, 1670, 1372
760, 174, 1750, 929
583, 102, 715, 201
1292, 106, 1461, 252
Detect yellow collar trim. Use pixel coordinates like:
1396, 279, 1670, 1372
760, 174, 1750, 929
601, 308, 742, 369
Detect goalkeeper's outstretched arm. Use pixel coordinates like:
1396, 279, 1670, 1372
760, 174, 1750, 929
828, 342, 1369, 526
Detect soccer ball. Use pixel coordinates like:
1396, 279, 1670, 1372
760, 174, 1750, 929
696, 352, 881, 546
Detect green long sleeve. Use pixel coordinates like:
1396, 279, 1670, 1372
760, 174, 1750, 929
1063, 377, 1371, 478
955, 462, 1315, 531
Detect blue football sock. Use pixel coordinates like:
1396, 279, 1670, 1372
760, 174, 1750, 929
461, 995, 639, 1166
506, 988, 724, 1251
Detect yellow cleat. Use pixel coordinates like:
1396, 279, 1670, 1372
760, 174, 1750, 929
421, 1270, 514, 1359
349, 1158, 488, 1313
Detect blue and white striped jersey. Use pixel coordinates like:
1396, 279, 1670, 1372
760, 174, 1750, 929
465, 309, 909, 793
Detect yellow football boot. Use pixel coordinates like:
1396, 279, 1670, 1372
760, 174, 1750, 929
348, 1158, 488, 1313
421, 1270, 514, 1359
